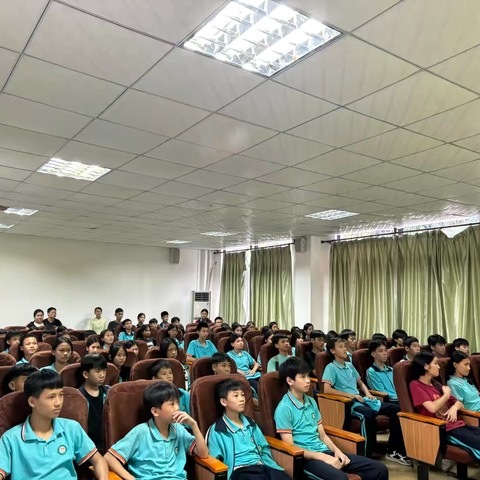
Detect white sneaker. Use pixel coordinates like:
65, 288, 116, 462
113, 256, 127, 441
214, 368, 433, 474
385, 452, 412, 466
441, 459, 455, 472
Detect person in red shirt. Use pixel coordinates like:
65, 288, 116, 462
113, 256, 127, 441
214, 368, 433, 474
410, 351, 480, 462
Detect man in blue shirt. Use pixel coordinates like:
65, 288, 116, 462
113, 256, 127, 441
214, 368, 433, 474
186, 322, 217, 361
0, 370, 108, 480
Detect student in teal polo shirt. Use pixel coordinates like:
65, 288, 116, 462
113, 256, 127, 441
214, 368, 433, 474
3, 364, 37, 394
41, 337, 73, 374
275, 357, 388, 480
339, 329, 356, 362
186, 322, 217, 361
266, 334, 292, 373
447, 351, 480, 412
0, 370, 108, 480
366, 340, 398, 402
225, 333, 260, 391
105, 382, 208, 480
402, 336, 420, 362
3, 330, 21, 354
16, 332, 38, 364
207, 379, 292, 480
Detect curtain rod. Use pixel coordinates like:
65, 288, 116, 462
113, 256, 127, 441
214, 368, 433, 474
213, 241, 294, 254
321, 221, 480, 244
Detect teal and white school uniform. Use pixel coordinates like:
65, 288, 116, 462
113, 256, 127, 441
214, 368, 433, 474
291, 347, 296, 356
179, 388, 190, 415
448, 376, 480, 412
186, 339, 217, 359
347, 351, 353, 362
2, 349, 8, 354
118, 332, 134, 341
0, 416, 97, 480
108, 419, 196, 480
366, 363, 398, 401
226, 350, 260, 380
257, 353, 262, 366
41, 363, 68, 374
266, 354, 291, 373
174, 338, 185, 350
16, 358, 29, 364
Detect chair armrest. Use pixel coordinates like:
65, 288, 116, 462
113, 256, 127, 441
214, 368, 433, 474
324, 426, 365, 455
89, 466, 122, 480
369, 390, 389, 398
398, 412, 446, 426
194, 455, 229, 474
265, 436, 304, 456
459, 409, 480, 426
316, 393, 352, 403
186, 360, 193, 366
323, 426, 365, 443
310, 377, 318, 383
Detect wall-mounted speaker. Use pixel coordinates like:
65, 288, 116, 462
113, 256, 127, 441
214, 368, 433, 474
294, 237, 307, 253
169, 248, 180, 264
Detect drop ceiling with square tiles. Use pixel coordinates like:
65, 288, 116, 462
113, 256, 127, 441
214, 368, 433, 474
1, 0, 480, 249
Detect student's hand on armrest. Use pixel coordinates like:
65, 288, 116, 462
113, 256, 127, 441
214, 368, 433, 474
186, 354, 194, 362
353, 394, 364, 403
105, 453, 135, 480
90, 452, 110, 480
446, 402, 464, 422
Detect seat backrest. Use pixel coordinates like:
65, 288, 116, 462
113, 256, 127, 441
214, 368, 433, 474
277, 329, 290, 335
43, 335, 57, 347
186, 323, 197, 333
314, 351, 332, 393
296, 341, 312, 359
8, 342, 51, 362
215, 331, 231, 343
0, 387, 88, 436
250, 336, 264, 362
27, 330, 43, 342
130, 358, 185, 389
0, 353, 16, 367
156, 328, 169, 344
184, 332, 198, 352
190, 356, 237, 382
386, 337, 395, 349
5, 326, 25, 331
61, 362, 119, 388
388, 347, 405, 366
135, 340, 148, 360
469, 355, 480, 388
392, 360, 415, 413
144, 347, 186, 364
437, 357, 450, 385
0, 335, 5, 352
217, 337, 249, 353
357, 338, 371, 349
30, 350, 81, 369
0, 365, 13, 397
244, 330, 262, 346
445, 343, 454, 358
352, 348, 373, 384
69, 330, 88, 340
72, 340, 87, 358
260, 344, 280, 371
103, 380, 157, 449
190, 374, 254, 436
420, 344, 429, 352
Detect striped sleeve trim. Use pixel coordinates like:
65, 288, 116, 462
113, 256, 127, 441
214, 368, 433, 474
356, 376, 361, 383
317, 419, 323, 425
322, 380, 333, 386
78, 448, 97, 465
276, 429, 292, 433
189, 440, 197, 455
0, 468, 7, 479
108, 448, 126, 465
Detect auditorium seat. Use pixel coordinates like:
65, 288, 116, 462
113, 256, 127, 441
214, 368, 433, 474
190, 356, 237, 382
259, 343, 292, 372
26, 330, 43, 342
130, 358, 185, 389
30, 350, 81, 369
185, 323, 197, 333
69, 330, 89, 340
243, 329, 262, 347
144, 346, 186, 364
0, 353, 16, 367
184, 331, 214, 353
0, 334, 5, 352
215, 331, 230, 343
216, 336, 248, 353
0, 365, 13, 397
61, 362, 119, 388
250, 336, 264, 364
8, 342, 51, 362
445, 343, 454, 358
295, 341, 312, 359
387, 347, 405, 366
357, 339, 371, 349
352, 349, 389, 402
4, 326, 25, 331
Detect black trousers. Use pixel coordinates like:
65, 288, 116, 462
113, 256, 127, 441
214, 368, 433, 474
248, 378, 259, 391
304, 452, 388, 480
231, 465, 293, 480
448, 425, 480, 464
352, 401, 405, 457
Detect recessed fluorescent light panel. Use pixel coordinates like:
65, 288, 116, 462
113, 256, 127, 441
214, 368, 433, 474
202, 231, 238, 237
0, 223, 13, 229
183, 0, 342, 77
306, 210, 359, 220
4, 207, 38, 216
38, 158, 110, 181
166, 240, 192, 244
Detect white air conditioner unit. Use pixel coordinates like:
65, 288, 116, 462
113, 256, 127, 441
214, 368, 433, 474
191, 291, 211, 321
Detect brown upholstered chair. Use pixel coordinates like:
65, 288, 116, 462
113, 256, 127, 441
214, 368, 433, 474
420, 344, 429, 351
72, 340, 88, 358
0, 365, 14, 397
250, 336, 264, 364
386, 337, 395, 349
186, 322, 197, 333
437, 357, 450, 385
8, 342, 51, 362
130, 358, 185, 389
388, 347, 405, 366
217, 336, 248, 353
393, 360, 480, 480
0, 352, 16, 367
69, 330, 89, 340
156, 328, 169, 344
357, 339, 371, 349
144, 346, 186, 364
134, 340, 148, 361
259, 343, 292, 372
257, 372, 364, 480
445, 343, 454, 358
184, 331, 215, 353
30, 350, 81, 370
244, 329, 262, 347
296, 341, 312, 359
215, 331, 231, 343
103, 380, 227, 480
5, 326, 26, 331
26, 330, 44, 342
469, 355, 480, 388
277, 329, 291, 335
0, 334, 5, 353
61, 362, 119, 388
189, 356, 237, 382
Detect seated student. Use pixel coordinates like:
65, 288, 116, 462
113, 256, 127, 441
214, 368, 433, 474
108, 343, 129, 383
261, 326, 271, 335
195, 308, 212, 324
137, 313, 146, 329
305, 330, 325, 376
0, 370, 108, 480
160, 339, 189, 388
220, 323, 232, 332
107, 308, 124, 333
26, 308, 45, 330
453, 338, 470, 355
447, 351, 480, 412
302, 323, 314, 341
246, 321, 256, 331
170, 317, 183, 332
42, 325, 57, 342
41, 336, 73, 374
3, 330, 21, 353
105, 381, 208, 479
325, 330, 338, 346
100, 329, 115, 352
124, 340, 139, 357
214, 317, 224, 328
86, 336, 102, 354
118, 319, 135, 341
428, 334, 446, 358
43, 307, 62, 329
207, 379, 292, 480
275, 357, 388, 480
339, 329, 356, 361
266, 334, 292, 373
268, 321, 279, 333
225, 334, 260, 391
136, 325, 157, 348
231, 323, 249, 352
3, 364, 37, 393
290, 329, 303, 356
167, 323, 184, 349
90, 307, 106, 334
151, 359, 190, 415
371, 333, 387, 344
17, 332, 38, 364
323, 337, 410, 464
56, 326, 70, 338
402, 336, 420, 361
257, 330, 273, 366
149, 318, 159, 331
79, 354, 110, 453
366, 341, 398, 402
160, 311, 169, 329
186, 322, 217, 361
410, 351, 480, 464
392, 329, 407, 348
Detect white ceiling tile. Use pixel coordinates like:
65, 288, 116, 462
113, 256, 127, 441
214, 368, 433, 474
345, 129, 443, 160
0, 148, 47, 171
393, 144, 479, 172
267, 189, 328, 203
221, 82, 336, 131
150, 181, 214, 199
27, 2, 172, 85
356, 0, 480, 67
0, 178, 20, 191
465, 178, 480, 188
305, 195, 358, 209
258, 168, 330, 188
454, 135, 480, 154
342, 186, 400, 202
296, 149, 380, 176
383, 173, 456, 192
0, 94, 92, 138
225, 180, 290, 197
79, 183, 143, 200
338, 201, 386, 214
241, 198, 294, 211
422, 183, 480, 200
342, 163, 418, 185
348, 72, 477, 126
0, 0, 48, 51
0, 48, 18, 88
101, 90, 209, 137
5, 56, 125, 116
408, 99, 480, 142
0, 124, 67, 156
433, 160, 480, 182
147, 139, 230, 168
15, 183, 73, 199
273, 204, 323, 216
130, 192, 186, 206
65, 193, 121, 206
451, 192, 480, 206
120, 157, 195, 180
109, 200, 161, 213
174, 200, 225, 211
197, 191, 253, 206
176, 169, 243, 189
61, 0, 225, 44
301, 178, 368, 194
24, 172, 91, 192
0, 166, 31, 182
178, 115, 277, 153
289, 108, 394, 147
243, 134, 333, 165
275, 37, 418, 105
206, 155, 284, 179
135, 47, 263, 111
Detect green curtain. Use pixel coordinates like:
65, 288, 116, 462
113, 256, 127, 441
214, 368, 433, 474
250, 246, 293, 330
219, 252, 245, 325
330, 227, 480, 350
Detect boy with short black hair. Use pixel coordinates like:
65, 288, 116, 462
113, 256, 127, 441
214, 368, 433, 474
197, 309, 212, 324
3, 363, 37, 393
428, 334, 446, 358
453, 338, 470, 355
402, 336, 420, 361
266, 334, 291, 373
186, 322, 217, 361
275, 357, 388, 480
366, 341, 398, 402
304, 330, 325, 376
107, 308, 124, 332
160, 311, 169, 329
42, 325, 56, 342
214, 317, 224, 327
151, 359, 190, 415
3, 330, 21, 353
391, 329, 407, 348
0, 370, 108, 480
339, 329, 356, 361
106, 381, 208, 480
79, 354, 110, 453
149, 318, 159, 330
211, 352, 232, 375
371, 333, 387, 344
207, 379, 292, 480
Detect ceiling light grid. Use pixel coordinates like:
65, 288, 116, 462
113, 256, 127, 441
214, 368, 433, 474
165, 240, 192, 244
3, 207, 38, 216
202, 231, 239, 237
0, 224, 14, 229
38, 158, 111, 181
306, 209, 359, 220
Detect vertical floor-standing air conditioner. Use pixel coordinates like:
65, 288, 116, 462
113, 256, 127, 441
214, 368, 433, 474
191, 291, 211, 321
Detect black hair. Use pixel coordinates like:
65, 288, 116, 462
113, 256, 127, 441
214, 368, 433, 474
149, 318, 158, 325
327, 337, 344, 359
3, 364, 38, 393
19, 333, 38, 359
368, 340, 386, 354
219, 323, 231, 332
246, 321, 255, 328
83, 330, 97, 338
268, 321, 278, 329
24, 369, 63, 400
214, 378, 244, 412
115, 308, 123, 314
201, 309, 209, 314
47, 307, 56, 314
225, 333, 242, 353
144, 381, 179, 415
33, 309, 44, 318
428, 334, 446, 349
291, 326, 301, 334
94, 307, 103, 312
86, 336, 101, 349
196, 321, 209, 332
167, 323, 178, 333
262, 330, 273, 345
453, 338, 469, 349
215, 316, 223, 322
272, 333, 288, 350
124, 340, 139, 351
159, 338, 177, 358
231, 322, 243, 334
447, 350, 470, 378
160, 311, 169, 318
151, 359, 172, 378
261, 326, 270, 335
6, 330, 21, 344
53, 336, 73, 353
211, 352, 231, 366
411, 351, 440, 386
310, 330, 325, 340
290, 330, 303, 349
303, 323, 314, 337
43, 325, 56, 336
121, 319, 133, 332
340, 329, 356, 340
136, 325, 152, 340
372, 333, 387, 343
392, 329, 407, 343
56, 326, 68, 334
325, 330, 338, 343
404, 336, 419, 349
108, 343, 126, 363
171, 317, 180, 324
279, 356, 310, 385
80, 353, 107, 375
0, 329, 6, 335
